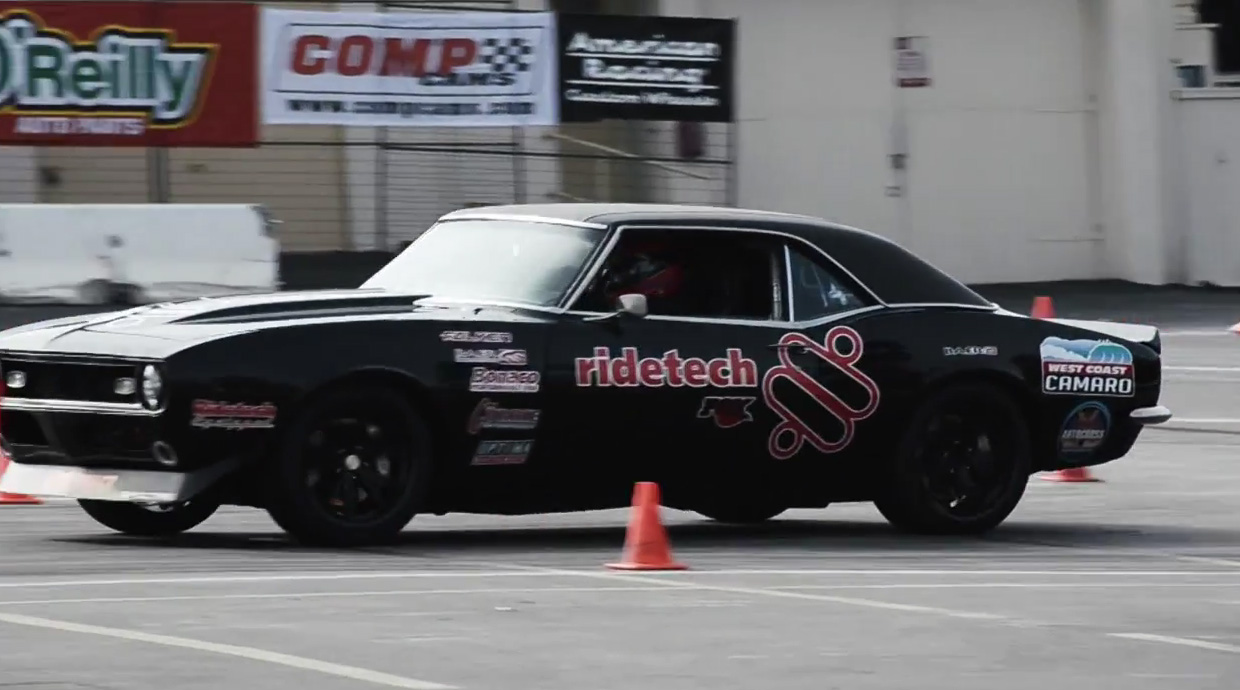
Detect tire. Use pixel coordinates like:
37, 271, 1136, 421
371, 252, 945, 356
78, 499, 219, 537
264, 384, 432, 547
873, 382, 1031, 535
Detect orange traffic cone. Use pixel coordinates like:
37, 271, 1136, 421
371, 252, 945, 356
1031, 295, 1055, 319
0, 451, 41, 505
606, 482, 686, 571
1041, 466, 1102, 483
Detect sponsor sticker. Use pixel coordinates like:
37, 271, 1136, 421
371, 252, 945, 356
944, 346, 998, 357
469, 367, 540, 393
574, 347, 758, 388
440, 330, 514, 344
574, 327, 881, 458
471, 439, 532, 466
454, 348, 528, 366
467, 398, 541, 434
190, 399, 277, 430
1040, 337, 1135, 397
697, 396, 755, 429
1059, 401, 1111, 456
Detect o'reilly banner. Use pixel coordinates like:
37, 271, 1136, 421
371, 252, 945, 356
557, 14, 735, 123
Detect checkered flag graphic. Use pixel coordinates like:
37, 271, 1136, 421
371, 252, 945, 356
478, 37, 535, 73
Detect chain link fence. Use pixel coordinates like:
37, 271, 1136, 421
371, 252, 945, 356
0, 0, 735, 290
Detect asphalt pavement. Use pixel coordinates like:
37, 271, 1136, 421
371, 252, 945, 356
2, 287, 1240, 689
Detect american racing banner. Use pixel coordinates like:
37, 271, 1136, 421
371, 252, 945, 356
0, 2, 259, 147
556, 14, 735, 123
261, 9, 559, 128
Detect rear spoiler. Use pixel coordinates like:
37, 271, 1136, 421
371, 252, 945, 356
1046, 317, 1161, 354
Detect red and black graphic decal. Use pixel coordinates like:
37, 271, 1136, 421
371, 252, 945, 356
697, 396, 756, 429
761, 327, 880, 460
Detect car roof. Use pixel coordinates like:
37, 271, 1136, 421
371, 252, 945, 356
439, 203, 993, 308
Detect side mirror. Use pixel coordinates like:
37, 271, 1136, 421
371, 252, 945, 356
616, 293, 647, 318
583, 292, 648, 323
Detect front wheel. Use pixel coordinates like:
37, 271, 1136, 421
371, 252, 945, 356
874, 382, 1031, 535
264, 384, 433, 547
78, 499, 219, 537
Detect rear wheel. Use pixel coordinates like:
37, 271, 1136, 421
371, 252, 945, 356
874, 383, 1030, 535
264, 384, 432, 547
78, 499, 219, 537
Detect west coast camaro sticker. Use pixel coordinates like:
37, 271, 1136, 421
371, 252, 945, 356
469, 367, 540, 393
1040, 337, 1134, 397
454, 348, 527, 366
471, 439, 533, 466
190, 400, 277, 430
1059, 401, 1111, 456
440, 330, 513, 344
575, 326, 881, 458
467, 398, 541, 434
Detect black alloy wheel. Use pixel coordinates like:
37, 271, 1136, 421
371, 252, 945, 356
265, 384, 432, 546
874, 383, 1031, 535
78, 498, 220, 537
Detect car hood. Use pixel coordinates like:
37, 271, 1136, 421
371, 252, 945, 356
0, 289, 553, 358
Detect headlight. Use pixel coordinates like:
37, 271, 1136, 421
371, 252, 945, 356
141, 365, 163, 410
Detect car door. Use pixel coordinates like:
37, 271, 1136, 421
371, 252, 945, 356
537, 225, 789, 505
757, 238, 894, 494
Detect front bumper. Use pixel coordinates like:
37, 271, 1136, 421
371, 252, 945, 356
1131, 405, 1173, 426
0, 456, 238, 503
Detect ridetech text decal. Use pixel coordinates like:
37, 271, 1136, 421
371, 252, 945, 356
574, 347, 758, 388
762, 328, 880, 460
0, 3, 258, 146
575, 327, 881, 458
1039, 336, 1135, 397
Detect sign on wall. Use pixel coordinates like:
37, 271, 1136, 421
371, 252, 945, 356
556, 14, 735, 123
0, 2, 259, 147
260, 9, 559, 128
894, 36, 931, 88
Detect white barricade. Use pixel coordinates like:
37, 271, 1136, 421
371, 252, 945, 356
0, 204, 280, 304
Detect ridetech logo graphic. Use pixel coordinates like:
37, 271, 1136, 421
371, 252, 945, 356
0, 10, 215, 128
762, 327, 881, 460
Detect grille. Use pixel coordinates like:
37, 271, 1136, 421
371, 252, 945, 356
1, 358, 140, 404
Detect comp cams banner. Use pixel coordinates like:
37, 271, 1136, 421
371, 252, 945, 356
0, 2, 259, 147
261, 9, 559, 127
556, 13, 735, 123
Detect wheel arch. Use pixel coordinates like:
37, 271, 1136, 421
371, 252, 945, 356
291, 367, 450, 477
920, 367, 1040, 438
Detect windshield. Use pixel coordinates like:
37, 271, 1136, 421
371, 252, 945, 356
360, 219, 605, 307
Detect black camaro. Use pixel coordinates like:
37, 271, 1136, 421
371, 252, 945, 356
0, 203, 1172, 546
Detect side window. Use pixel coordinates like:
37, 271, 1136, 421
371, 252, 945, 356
574, 228, 782, 320
785, 244, 870, 321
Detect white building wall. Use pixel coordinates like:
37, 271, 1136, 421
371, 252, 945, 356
0, 148, 37, 203
1174, 91, 1240, 287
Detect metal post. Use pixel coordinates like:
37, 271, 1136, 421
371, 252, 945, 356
147, 148, 170, 202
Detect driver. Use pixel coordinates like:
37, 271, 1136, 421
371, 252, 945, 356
601, 241, 686, 309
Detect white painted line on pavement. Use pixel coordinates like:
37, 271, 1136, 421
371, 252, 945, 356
0, 571, 551, 589
478, 563, 1011, 621
1109, 632, 1240, 655
776, 582, 1240, 590
1162, 330, 1235, 337
1176, 555, 1240, 567
1, 568, 1238, 590
1164, 365, 1240, 373
0, 612, 457, 689
1153, 418, 1240, 425
0, 585, 668, 606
